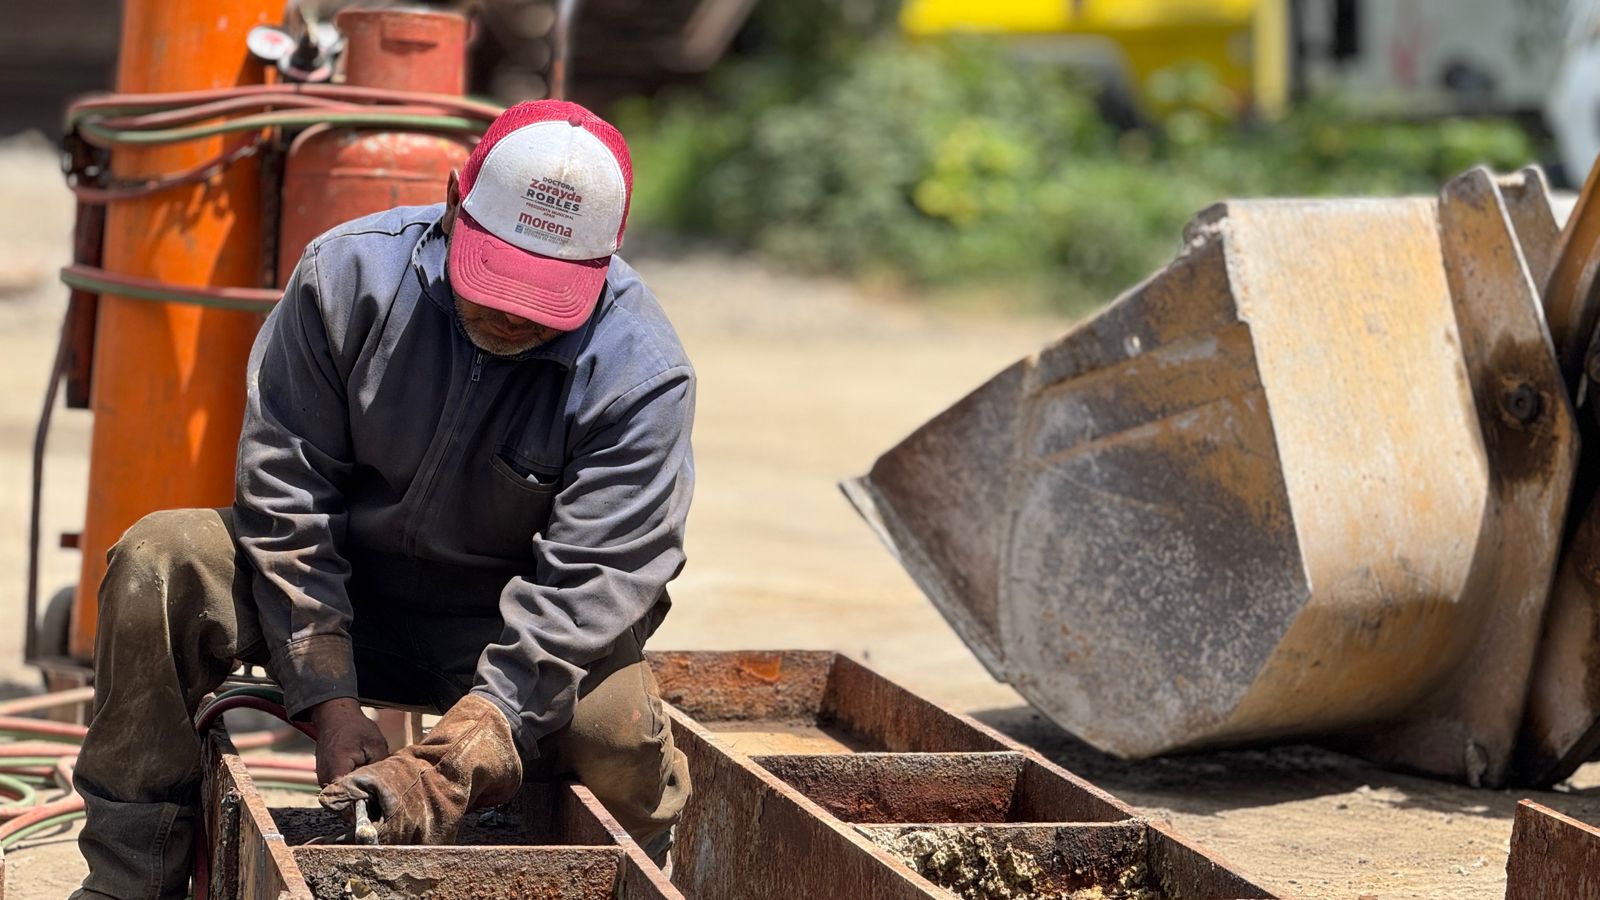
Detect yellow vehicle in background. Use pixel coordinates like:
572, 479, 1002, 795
900, 0, 1290, 120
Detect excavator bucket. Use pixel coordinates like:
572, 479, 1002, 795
845, 167, 1578, 787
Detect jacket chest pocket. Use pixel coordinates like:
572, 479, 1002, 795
462, 447, 562, 559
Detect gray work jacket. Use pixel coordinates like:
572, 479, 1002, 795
234, 204, 695, 752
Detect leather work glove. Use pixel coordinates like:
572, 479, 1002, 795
318, 693, 523, 844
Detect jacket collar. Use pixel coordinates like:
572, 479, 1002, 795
413, 208, 597, 369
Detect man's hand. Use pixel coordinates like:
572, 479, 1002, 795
310, 697, 390, 785
317, 693, 522, 844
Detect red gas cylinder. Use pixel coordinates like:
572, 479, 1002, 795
277, 8, 472, 280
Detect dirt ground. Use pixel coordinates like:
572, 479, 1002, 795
1, 132, 1598, 898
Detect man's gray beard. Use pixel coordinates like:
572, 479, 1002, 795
454, 296, 551, 356
460, 322, 545, 356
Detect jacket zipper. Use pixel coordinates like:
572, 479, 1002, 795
404, 350, 485, 555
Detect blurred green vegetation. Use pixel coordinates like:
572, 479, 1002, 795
615, 34, 1540, 314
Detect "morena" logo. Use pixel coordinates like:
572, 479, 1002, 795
516, 211, 573, 239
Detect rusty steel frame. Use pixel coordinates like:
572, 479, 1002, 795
202, 728, 678, 900
1504, 800, 1600, 900
209, 651, 1272, 898
659, 650, 1274, 898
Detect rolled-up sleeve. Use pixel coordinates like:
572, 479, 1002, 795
234, 249, 359, 718
471, 365, 695, 751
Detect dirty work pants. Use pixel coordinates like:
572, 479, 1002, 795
71, 508, 690, 900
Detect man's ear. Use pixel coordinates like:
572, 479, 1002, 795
441, 169, 461, 235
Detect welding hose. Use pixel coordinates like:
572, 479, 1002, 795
79, 109, 486, 148
0, 687, 96, 717
0, 774, 37, 810
66, 83, 502, 123
0, 687, 319, 858
0, 795, 84, 848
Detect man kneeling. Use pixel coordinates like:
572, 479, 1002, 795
72, 100, 693, 900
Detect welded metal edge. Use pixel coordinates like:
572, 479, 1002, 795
1498, 166, 1563, 295
839, 475, 1008, 680
203, 731, 313, 900
1505, 800, 1600, 899
564, 783, 683, 899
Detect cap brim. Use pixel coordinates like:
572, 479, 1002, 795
448, 210, 609, 331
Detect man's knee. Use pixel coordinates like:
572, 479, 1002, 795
102, 508, 231, 626
553, 662, 688, 831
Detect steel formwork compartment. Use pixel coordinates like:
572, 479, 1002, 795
202, 651, 1272, 899
653, 650, 1274, 899
755, 752, 1126, 824
201, 732, 679, 900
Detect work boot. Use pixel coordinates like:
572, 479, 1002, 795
319, 692, 522, 844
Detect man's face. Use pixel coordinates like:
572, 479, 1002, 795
442, 169, 566, 356
453, 294, 564, 356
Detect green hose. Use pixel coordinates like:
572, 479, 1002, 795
0, 773, 37, 809
0, 812, 86, 849
0, 728, 82, 745
57, 268, 278, 313
0, 758, 72, 770
79, 110, 487, 146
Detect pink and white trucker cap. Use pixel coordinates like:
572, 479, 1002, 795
449, 100, 633, 331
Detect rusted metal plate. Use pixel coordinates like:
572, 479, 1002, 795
848, 168, 1576, 786
294, 847, 623, 900
202, 730, 310, 900
1505, 800, 1600, 900
757, 753, 1033, 824
650, 649, 836, 722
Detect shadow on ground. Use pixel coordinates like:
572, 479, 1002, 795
976, 704, 1600, 825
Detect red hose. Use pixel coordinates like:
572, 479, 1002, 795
0, 794, 84, 841
194, 696, 316, 742
96, 93, 353, 129
0, 743, 81, 758
0, 716, 88, 741
69, 84, 501, 121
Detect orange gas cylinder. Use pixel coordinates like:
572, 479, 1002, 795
277, 8, 472, 277
72, 0, 278, 660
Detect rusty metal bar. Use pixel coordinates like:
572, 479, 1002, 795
1504, 800, 1600, 900
549, 0, 584, 100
